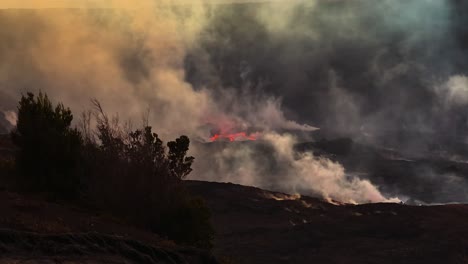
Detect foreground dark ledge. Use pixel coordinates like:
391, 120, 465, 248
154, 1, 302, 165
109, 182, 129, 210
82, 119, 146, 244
0, 228, 218, 264
0, 190, 218, 264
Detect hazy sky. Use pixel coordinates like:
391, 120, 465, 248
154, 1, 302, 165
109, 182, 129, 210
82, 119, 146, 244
0, 0, 284, 9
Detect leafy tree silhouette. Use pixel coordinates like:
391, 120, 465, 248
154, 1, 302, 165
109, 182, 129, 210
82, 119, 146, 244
11, 92, 82, 198
167, 135, 195, 180
87, 100, 212, 247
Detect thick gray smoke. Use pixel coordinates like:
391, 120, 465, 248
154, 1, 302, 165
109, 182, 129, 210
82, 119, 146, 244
188, 0, 467, 144
185, 0, 468, 203
1, 0, 467, 203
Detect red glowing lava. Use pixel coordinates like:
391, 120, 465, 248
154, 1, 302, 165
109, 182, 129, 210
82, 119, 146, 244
210, 132, 257, 142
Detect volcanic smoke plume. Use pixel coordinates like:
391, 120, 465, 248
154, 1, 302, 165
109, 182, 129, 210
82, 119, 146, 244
2, 0, 468, 203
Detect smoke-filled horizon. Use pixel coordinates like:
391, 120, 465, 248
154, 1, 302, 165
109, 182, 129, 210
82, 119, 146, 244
1, 0, 468, 203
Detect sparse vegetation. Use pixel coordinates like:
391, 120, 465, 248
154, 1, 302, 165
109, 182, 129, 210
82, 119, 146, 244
8, 92, 214, 248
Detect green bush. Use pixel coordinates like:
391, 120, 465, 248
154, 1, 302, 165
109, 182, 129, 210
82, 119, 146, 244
11, 92, 82, 198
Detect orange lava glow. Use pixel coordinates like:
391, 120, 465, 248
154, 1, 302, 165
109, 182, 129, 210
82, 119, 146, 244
210, 132, 257, 142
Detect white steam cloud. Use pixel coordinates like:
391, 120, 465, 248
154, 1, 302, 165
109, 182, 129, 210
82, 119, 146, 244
192, 132, 398, 203
436, 75, 468, 106
263, 133, 396, 203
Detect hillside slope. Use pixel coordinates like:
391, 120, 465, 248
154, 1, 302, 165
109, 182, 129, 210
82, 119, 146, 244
187, 180, 468, 264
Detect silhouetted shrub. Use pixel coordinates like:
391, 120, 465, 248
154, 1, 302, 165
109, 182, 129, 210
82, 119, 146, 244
11, 92, 82, 198
82, 100, 213, 248
168, 135, 195, 180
